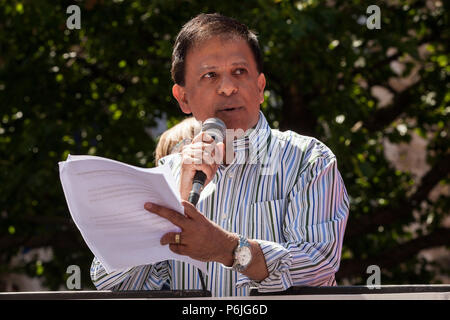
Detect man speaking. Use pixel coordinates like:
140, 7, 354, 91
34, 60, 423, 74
90, 13, 349, 297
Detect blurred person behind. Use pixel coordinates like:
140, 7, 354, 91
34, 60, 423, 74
154, 116, 201, 164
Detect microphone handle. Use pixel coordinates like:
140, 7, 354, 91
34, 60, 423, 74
188, 171, 207, 206
187, 170, 208, 291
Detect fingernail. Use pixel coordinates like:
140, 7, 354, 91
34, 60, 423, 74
144, 202, 153, 210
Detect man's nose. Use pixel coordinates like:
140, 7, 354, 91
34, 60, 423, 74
217, 75, 238, 96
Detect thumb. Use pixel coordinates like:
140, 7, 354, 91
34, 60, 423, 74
214, 141, 225, 165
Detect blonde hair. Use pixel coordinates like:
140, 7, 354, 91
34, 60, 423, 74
154, 117, 201, 164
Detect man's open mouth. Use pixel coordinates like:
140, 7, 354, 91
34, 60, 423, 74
219, 106, 243, 112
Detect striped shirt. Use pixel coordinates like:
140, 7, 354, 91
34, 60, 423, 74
90, 111, 349, 297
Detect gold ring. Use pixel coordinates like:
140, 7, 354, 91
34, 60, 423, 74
175, 233, 181, 244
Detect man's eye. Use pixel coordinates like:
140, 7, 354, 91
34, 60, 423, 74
203, 72, 216, 79
234, 68, 247, 75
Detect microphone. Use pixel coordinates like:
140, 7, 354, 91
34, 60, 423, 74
186, 118, 226, 293
188, 118, 226, 206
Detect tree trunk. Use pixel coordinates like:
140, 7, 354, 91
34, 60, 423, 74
280, 84, 318, 137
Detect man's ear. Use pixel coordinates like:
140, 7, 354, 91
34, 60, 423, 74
257, 73, 266, 104
172, 84, 191, 114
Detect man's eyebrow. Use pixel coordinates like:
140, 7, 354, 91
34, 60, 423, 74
198, 61, 250, 72
198, 65, 217, 71
231, 61, 249, 67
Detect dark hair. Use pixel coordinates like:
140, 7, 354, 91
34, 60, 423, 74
171, 13, 263, 86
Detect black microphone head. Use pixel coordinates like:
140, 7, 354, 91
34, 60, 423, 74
202, 118, 226, 143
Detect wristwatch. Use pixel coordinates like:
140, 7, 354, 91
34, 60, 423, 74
231, 236, 253, 272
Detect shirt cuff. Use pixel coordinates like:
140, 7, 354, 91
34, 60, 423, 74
235, 239, 293, 293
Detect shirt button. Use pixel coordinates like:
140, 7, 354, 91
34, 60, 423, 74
222, 212, 227, 220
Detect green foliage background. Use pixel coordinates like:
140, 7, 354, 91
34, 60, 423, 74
1, 0, 448, 290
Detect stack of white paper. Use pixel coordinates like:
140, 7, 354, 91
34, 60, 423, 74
59, 154, 207, 274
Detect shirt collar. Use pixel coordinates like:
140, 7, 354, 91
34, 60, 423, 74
230, 111, 271, 164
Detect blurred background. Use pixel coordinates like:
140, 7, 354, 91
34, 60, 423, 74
0, 0, 448, 291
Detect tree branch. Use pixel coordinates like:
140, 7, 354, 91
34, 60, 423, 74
354, 30, 444, 133
336, 227, 450, 279
363, 81, 421, 132
351, 30, 441, 79
352, 51, 403, 78
345, 152, 450, 239
410, 153, 450, 205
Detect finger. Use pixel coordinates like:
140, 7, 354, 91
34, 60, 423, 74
182, 151, 216, 173
202, 133, 214, 143
180, 161, 216, 186
203, 142, 217, 159
188, 142, 223, 164
169, 244, 186, 255
181, 152, 202, 165
182, 200, 201, 220
192, 132, 214, 144
183, 140, 219, 166
186, 147, 216, 161
160, 232, 182, 245
213, 142, 224, 165
182, 147, 216, 165
185, 141, 217, 154
201, 150, 216, 165
144, 202, 186, 228
191, 132, 204, 144
184, 152, 203, 165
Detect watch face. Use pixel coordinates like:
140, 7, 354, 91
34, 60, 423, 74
237, 246, 252, 266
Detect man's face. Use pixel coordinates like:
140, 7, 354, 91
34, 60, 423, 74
172, 36, 266, 131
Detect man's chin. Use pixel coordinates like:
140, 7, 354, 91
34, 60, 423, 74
219, 119, 245, 131
215, 108, 251, 130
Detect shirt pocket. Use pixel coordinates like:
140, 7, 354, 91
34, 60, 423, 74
245, 199, 286, 242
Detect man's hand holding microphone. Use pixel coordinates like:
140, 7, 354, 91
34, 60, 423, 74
144, 118, 238, 265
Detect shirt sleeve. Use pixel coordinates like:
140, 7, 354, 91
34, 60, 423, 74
235, 154, 349, 293
90, 257, 171, 290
